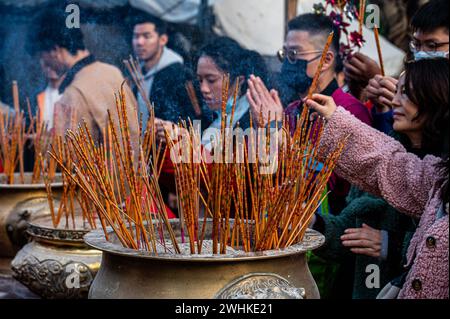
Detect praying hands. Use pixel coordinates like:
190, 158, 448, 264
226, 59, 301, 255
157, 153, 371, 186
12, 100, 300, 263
246, 75, 284, 128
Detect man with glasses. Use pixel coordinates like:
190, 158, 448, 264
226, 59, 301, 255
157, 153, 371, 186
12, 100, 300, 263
364, 0, 448, 112
249, 13, 373, 214
275, 13, 372, 129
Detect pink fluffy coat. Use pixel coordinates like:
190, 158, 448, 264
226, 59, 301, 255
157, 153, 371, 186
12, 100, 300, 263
320, 107, 449, 299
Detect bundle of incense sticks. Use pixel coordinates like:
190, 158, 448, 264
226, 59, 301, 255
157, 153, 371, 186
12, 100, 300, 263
53, 68, 346, 254
43, 134, 94, 230
0, 82, 57, 184
50, 85, 178, 252
165, 77, 347, 253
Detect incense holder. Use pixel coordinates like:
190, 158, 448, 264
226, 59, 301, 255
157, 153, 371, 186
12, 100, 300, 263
0, 173, 64, 257
85, 219, 324, 299
11, 216, 102, 299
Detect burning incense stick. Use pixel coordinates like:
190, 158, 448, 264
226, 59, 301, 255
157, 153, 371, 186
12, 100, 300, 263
359, 0, 367, 35
307, 32, 334, 99
185, 81, 202, 117
374, 27, 385, 76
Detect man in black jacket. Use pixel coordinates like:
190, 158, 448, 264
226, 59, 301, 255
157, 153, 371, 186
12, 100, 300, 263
131, 11, 201, 129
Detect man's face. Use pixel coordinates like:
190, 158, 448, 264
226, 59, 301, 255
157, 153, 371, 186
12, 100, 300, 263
40, 57, 60, 81
412, 27, 449, 53
284, 30, 323, 78
40, 49, 69, 78
132, 23, 166, 62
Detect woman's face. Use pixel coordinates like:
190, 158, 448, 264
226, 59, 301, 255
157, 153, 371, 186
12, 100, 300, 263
197, 56, 230, 111
391, 74, 426, 135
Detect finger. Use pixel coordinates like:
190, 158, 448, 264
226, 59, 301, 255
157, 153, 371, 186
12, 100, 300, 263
350, 248, 380, 258
304, 94, 330, 110
270, 90, 284, 121
247, 90, 259, 111
310, 93, 333, 104
378, 96, 393, 107
381, 81, 397, 96
368, 78, 382, 89
380, 78, 397, 90
344, 228, 361, 234
255, 77, 272, 103
348, 56, 366, 71
352, 52, 370, 63
379, 88, 395, 101
385, 76, 398, 85
341, 239, 372, 248
304, 98, 326, 114
344, 63, 363, 76
373, 74, 385, 82
341, 232, 365, 241
270, 89, 283, 108
365, 85, 380, 97
247, 79, 262, 106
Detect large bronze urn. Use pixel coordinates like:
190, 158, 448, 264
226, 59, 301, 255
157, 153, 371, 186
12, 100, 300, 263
85, 219, 324, 299
0, 173, 63, 257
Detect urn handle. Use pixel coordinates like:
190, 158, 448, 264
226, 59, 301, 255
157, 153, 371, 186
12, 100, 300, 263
214, 273, 306, 299
6, 209, 32, 248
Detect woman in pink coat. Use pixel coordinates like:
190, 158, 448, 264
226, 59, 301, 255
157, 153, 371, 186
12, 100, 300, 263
247, 57, 448, 298
304, 82, 449, 298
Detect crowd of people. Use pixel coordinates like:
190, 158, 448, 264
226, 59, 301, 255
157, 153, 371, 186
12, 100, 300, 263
0, 0, 448, 299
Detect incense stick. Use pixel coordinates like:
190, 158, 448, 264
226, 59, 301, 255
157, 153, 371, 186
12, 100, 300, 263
307, 32, 335, 99
374, 27, 385, 76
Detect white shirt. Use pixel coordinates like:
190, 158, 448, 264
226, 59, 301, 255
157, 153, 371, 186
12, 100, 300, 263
42, 85, 61, 129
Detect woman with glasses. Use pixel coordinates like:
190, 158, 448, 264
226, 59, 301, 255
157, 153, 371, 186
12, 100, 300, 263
304, 58, 449, 299
309, 57, 449, 299
365, 0, 448, 112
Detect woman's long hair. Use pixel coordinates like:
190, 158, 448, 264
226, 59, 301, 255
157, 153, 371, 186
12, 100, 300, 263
404, 58, 449, 157
404, 58, 449, 205
195, 36, 270, 96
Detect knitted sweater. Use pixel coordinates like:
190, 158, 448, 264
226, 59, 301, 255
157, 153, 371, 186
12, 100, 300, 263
314, 186, 417, 299
319, 107, 449, 299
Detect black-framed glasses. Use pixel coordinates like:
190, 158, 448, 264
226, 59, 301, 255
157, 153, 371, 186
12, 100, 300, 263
409, 39, 449, 53
277, 48, 322, 64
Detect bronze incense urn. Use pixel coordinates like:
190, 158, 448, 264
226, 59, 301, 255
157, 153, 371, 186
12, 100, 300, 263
85, 219, 325, 299
11, 215, 102, 299
0, 173, 63, 257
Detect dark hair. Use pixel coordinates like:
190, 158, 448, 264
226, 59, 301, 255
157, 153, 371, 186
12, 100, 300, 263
28, 8, 85, 55
196, 36, 269, 95
288, 13, 342, 71
404, 58, 449, 156
127, 8, 168, 36
411, 0, 449, 33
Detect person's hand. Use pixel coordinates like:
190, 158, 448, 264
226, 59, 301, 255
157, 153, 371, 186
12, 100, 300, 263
366, 75, 398, 112
247, 75, 284, 127
341, 223, 382, 258
344, 52, 382, 87
155, 118, 176, 145
303, 94, 337, 120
